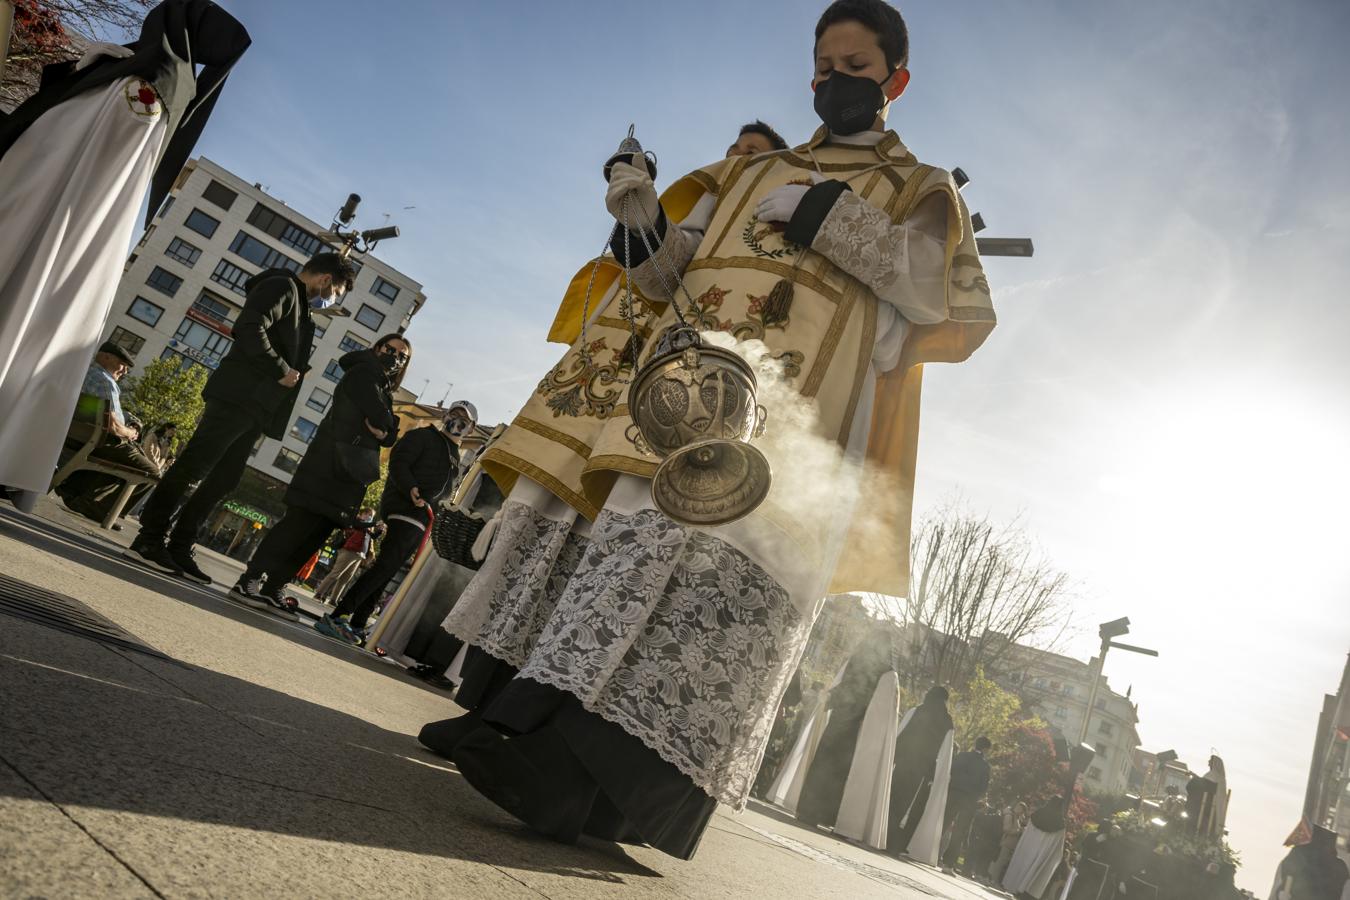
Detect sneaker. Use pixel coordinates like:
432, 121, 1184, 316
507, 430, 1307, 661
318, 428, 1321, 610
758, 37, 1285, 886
226, 578, 269, 609
168, 546, 212, 586
124, 538, 183, 576
261, 593, 300, 622
314, 613, 359, 644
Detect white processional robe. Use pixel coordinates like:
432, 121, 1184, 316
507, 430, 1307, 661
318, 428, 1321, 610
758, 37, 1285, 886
0, 75, 168, 501
833, 671, 901, 849
1003, 824, 1067, 898
766, 689, 832, 814
894, 709, 955, 865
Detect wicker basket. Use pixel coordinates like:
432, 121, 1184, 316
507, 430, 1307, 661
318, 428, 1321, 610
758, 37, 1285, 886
431, 508, 486, 569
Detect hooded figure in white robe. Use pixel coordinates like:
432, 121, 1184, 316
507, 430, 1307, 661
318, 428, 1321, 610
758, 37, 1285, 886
767, 627, 896, 835
0, 0, 250, 509
888, 685, 955, 862
1002, 795, 1067, 898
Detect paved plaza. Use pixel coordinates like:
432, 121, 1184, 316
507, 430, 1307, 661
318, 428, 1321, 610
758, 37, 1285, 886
0, 500, 1013, 899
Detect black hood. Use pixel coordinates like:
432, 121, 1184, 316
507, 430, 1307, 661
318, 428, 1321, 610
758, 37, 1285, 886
243, 267, 303, 293
339, 348, 388, 377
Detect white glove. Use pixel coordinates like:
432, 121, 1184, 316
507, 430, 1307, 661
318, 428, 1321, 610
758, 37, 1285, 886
605, 161, 662, 228
76, 42, 135, 71
754, 172, 826, 223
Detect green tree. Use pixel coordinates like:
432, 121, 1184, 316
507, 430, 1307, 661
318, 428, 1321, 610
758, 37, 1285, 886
362, 457, 389, 510
951, 666, 1023, 752
121, 357, 207, 453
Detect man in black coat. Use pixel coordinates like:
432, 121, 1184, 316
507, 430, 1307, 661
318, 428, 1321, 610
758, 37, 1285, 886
125, 252, 357, 583
317, 401, 475, 644
942, 736, 993, 868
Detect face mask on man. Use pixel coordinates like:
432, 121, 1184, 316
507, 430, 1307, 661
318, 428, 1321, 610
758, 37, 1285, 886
813, 70, 889, 136
310, 277, 338, 310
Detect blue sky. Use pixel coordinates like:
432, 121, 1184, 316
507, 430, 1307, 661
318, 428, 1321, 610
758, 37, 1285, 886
152, 0, 1350, 887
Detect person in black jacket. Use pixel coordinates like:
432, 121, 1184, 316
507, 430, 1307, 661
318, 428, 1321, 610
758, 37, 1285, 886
226, 334, 410, 619
316, 400, 476, 644
125, 253, 357, 583
941, 736, 993, 868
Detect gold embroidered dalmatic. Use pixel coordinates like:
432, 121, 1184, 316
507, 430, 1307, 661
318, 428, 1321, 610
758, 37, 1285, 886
480, 128, 995, 597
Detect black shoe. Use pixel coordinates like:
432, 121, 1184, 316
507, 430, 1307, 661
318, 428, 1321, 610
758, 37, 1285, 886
226, 577, 270, 609
450, 726, 595, 843
418, 713, 485, 759
123, 538, 182, 575
261, 593, 300, 622
168, 545, 212, 586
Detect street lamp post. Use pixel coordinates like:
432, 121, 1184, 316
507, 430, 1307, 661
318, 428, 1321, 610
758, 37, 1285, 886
1078, 617, 1159, 745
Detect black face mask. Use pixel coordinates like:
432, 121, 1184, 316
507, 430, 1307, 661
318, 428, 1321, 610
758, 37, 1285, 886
813, 70, 888, 136
377, 349, 406, 374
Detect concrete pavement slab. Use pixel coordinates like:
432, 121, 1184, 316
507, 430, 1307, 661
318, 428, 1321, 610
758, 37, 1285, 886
0, 755, 157, 899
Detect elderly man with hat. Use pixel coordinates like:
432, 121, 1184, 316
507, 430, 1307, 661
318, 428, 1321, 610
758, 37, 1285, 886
317, 400, 477, 644
52, 341, 163, 524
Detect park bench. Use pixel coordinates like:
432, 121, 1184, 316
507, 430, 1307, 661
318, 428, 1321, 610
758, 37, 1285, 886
49, 393, 159, 530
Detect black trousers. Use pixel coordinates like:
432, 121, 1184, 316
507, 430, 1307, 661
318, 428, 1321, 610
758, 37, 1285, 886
333, 517, 424, 628
940, 790, 980, 867
138, 400, 262, 550
56, 437, 160, 519
244, 505, 336, 594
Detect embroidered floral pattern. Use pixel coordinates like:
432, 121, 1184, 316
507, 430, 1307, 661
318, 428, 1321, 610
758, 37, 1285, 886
536, 337, 632, 419
517, 508, 807, 809
443, 502, 589, 666
811, 192, 908, 298
685, 285, 805, 380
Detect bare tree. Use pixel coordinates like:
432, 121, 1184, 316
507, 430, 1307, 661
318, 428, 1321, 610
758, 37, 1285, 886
2, 0, 151, 111
887, 502, 1074, 691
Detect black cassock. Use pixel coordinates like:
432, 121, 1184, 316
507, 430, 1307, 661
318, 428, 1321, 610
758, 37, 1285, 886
794, 629, 896, 828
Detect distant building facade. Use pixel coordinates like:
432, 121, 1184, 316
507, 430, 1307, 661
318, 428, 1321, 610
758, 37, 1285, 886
102, 157, 426, 526
1301, 652, 1350, 851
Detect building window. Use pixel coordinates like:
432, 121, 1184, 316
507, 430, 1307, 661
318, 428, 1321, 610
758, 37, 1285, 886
1095, 742, 1108, 759
1087, 766, 1102, 781
250, 435, 264, 456
184, 208, 220, 238
246, 203, 323, 256
210, 259, 253, 296
172, 317, 234, 367
108, 327, 146, 358
370, 276, 400, 303
128, 296, 164, 327
323, 360, 343, 383
306, 387, 332, 413
190, 290, 234, 326
1097, 720, 1114, 736
202, 179, 238, 211
338, 332, 368, 354
160, 347, 203, 373
273, 447, 302, 474
229, 230, 301, 272
312, 322, 327, 340
145, 266, 183, 297
290, 417, 320, 444
157, 195, 175, 219
354, 304, 385, 331
1054, 705, 1068, 718
164, 237, 202, 267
